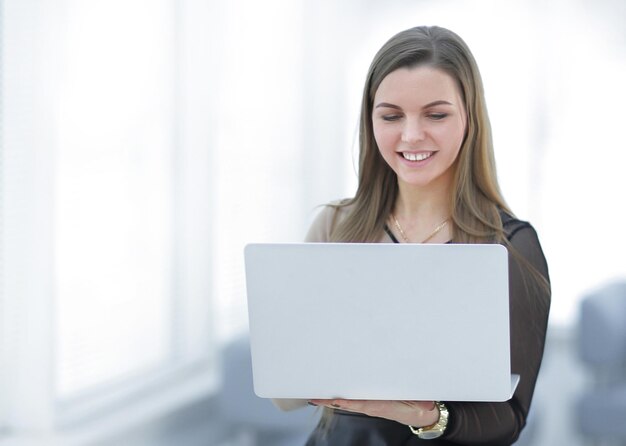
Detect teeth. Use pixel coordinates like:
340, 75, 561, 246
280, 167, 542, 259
402, 152, 432, 161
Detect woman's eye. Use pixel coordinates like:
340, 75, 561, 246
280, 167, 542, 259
428, 113, 448, 120
382, 114, 402, 122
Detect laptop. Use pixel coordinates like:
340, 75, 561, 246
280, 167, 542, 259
243, 243, 518, 402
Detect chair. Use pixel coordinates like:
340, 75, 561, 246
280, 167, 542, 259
218, 334, 320, 446
576, 281, 626, 445
512, 404, 539, 446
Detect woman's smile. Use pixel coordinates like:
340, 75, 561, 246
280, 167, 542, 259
399, 151, 436, 163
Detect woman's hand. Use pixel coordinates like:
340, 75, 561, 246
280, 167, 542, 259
308, 399, 440, 427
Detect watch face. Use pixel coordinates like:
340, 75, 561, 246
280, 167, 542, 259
418, 429, 444, 440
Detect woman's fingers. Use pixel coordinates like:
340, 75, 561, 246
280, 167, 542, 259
307, 399, 439, 427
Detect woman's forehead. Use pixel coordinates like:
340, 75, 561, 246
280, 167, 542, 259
374, 66, 462, 107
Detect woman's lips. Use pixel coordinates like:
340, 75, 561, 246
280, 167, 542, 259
401, 151, 434, 161
398, 151, 436, 165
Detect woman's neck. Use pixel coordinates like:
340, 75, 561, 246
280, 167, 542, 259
394, 178, 452, 221
389, 175, 454, 244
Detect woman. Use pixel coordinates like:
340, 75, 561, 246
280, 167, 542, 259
279, 25, 551, 445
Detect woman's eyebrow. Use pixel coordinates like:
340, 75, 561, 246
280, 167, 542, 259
374, 102, 401, 110
374, 100, 454, 110
424, 100, 453, 108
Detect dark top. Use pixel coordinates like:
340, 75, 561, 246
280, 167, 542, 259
304, 208, 551, 446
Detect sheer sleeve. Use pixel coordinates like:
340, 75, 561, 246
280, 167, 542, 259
304, 202, 350, 243
442, 224, 551, 445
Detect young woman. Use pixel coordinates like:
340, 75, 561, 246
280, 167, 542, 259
278, 25, 551, 445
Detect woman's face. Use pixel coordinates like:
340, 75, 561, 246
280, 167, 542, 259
372, 65, 467, 192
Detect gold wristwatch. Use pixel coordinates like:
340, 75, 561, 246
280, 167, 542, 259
409, 401, 449, 439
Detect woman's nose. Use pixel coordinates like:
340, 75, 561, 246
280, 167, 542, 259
401, 120, 425, 144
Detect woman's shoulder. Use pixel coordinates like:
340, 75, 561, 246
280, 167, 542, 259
498, 209, 550, 283
499, 209, 533, 242
305, 198, 354, 242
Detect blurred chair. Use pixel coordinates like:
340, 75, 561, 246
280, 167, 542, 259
576, 281, 626, 445
218, 334, 320, 446
513, 404, 539, 446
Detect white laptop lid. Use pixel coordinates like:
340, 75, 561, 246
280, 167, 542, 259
244, 243, 518, 402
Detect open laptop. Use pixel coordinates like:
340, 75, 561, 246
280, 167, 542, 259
243, 243, 519, 402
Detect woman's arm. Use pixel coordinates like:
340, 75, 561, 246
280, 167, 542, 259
442, 224, 551, 444
271, 398, 308, 411
271, 205, 343, 412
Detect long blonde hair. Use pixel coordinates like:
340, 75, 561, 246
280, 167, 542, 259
330, 25, 510, 244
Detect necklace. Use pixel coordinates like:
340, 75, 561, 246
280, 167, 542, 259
390, 213, 450, 243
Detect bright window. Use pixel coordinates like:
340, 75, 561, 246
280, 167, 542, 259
55, 0, 176, 399
0, 0, 216, 436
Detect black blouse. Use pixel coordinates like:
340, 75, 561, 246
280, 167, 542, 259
305, 212, 551, 446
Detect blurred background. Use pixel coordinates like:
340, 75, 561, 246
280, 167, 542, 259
1, 0, 626, 445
